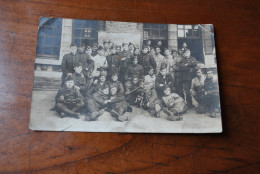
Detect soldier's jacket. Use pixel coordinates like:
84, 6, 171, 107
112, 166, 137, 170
154, 53, 164, 74
106, 53, 121, 74
118, 50, 132, 70
124, 64, 144, 81
162, 93, 186, 113
78, 53, 94, 79
138, 53, 157, 75
155, 74, 176, 98
92, 91, 110, 106
190, 75, 206, 96
179, 56, 197, 81
85, 81, 109, 99
61, 53, 80, 75
204, 77, 219, 95
172, 56, 182, 78
162, 56, 175, 74
72, 73, 87, 94
55, 86, 84, 104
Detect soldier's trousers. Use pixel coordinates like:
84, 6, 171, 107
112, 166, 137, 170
85, 99, 104, 113
182, 80, 192, 107
202, 94, 219, 113
56, 101, 85, 115
110, 101, 128, 115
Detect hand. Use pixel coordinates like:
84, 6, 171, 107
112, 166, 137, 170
81, 74, 84, 77
59, 95, 64, 101
159, 84, 164, 87
74, 85, 80, 90
67, 73, 72, 76
125, 91, 130, 95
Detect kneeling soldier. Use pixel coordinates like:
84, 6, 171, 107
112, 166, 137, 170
155, 85, 187, 121
55, 76, 85, 118
85, 84, 110, 121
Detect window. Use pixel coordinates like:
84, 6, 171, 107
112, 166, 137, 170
143, 23, 168, 40
36, 17, 62, 59
178, 25, 201, 38
72, 20, 98, 46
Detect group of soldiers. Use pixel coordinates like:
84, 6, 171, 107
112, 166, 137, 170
53, 40, 220, 122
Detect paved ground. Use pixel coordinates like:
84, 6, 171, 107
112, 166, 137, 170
30, 90, 222, 133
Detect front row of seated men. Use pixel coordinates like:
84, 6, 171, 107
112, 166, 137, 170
54, 60, 219, 122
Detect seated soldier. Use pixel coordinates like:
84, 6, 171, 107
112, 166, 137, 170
55, 76, 85, 118
190, 68, 206, 113
108, 85, 128, 122
143, 66, 158, 114
109, 68, 124, 97
124, 56, 144, 83
125, 74, 145, 107
202, 70, 220, 118
72, 62, 88, 95
154, 85, 186, 121
85, 71, 108, 99
85, 83, 110, 121
155, 64, 176, 99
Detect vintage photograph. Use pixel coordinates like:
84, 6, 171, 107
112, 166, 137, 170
30, 17, 222, 133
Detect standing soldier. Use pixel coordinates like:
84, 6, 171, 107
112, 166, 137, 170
179, 49, 197, 107
124, 56, 144, 83
154, 46, 165, 75
103, 40, 110, 57
138, 45, 157, 75
92, 46, 108, 77
179, 42, 190, 57
162, 48, 174, 76
106, 45, 121, 79
172, 50, 183, 96
61, 43, 80, 86
128, 42, 135, 54
55, 76, 85, 118
118, 42, 133, 83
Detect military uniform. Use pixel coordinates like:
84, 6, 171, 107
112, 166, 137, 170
61, 53, 80, 85
138, 53, 157, 75
172, 55, 183, 96
78, 53, 94, 89
124, 63, 144, 82
202, 77, 219, 115
162, 56, 175, 75
55, 86, 84, 116
161, 93, 187, 115
85, 81, 109, 99
72, 73, 87, 95
125, 80, 145, 107
92, 54, 108, 77
155, 74, 176, 99
106, 53, 121, 78
118, 50, 133, 82
143, 74, 158, 112
179, 56, 197, 106
154, 53, 164, 75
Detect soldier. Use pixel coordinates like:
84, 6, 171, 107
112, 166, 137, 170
128, 42, 135, 54
202, 70, 220, 118
118, 42, 133, 83
55, 76, 85, 118
108, 85, 129, 121
156, 40, 165, 56
145, 39, 152, 52
61, 43, 80, 86
85, 83, 110, 121
92, 46, 108, 77
106, 45, 121, 79
109, 68, 124, 97
71, 62, 87, 95
179, 49, 198, 107
103, 40, 110, 57
125, 74, 145, 107
190, 68, 206, 113
154, 85, 186, 121
172, 50, 183, 96
179, 42, 190, 57
155, 64, 176, 99
115, 45, 121, 53
162, 48, 174, 76
138, 45, 157, 75
91, 42, 98, 57
154, 46, 165, 75
124, 56, 144, 83
133, 47, 140, 57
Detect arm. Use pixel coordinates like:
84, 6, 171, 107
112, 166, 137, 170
150, 55, 157, 73
93, 92, 106, 105
61, 55, 69, 75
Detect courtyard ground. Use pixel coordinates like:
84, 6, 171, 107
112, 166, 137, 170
30, 90, 222, 133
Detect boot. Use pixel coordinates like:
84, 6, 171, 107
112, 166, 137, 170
118, 115, 128, 122
168, 115, 183, 121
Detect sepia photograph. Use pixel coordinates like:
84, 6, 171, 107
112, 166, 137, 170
29, 17, 222, 133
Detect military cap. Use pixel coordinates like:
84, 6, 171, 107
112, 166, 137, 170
65, 75, 75, 82
122, 42, 128, 46
73, 61, 82, 67
99, 70, 108, 77
160, 63, 168, 70
129, 42, 134, 46
97, 46, 104, 51
142, 45, 149, 50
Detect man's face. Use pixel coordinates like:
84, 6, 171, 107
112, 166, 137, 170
157, 41, 162, 46
142, 48, 148, 54
148, 69, 154, 76
155, 47, 161, 54
93, 45, 98, 51
129, 45, 134, 50
70, 46, 77, 55
132, 78, 139, 85
207, 71, 213, 79
160, 69, 167, 76
183, 43, 187, 48
172, 52, 178, 57
111, 74, 118, 82
102, 88, 109, 95
164, 50, 170, 56
74, 66, 82, 74
110, 48, 116, 54
66, 80, 74, 89
150, 49, 155, 55
110, 87, 117, 95
99, 76, 106, 83
116, 47, 121, 52
86, 48, 92, 55
98, 49, 104, 56
78, 46, 85, 53
164, 88, 171, 96
184, 51, 191, 58
147, 40, 151, 45
123, 45, 128, 51
132, 58, 138, 65
134, 48, 140, 55
196, 70, 202, 77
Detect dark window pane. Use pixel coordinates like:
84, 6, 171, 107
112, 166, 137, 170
36, 46, 43, 54
53, 37, 61, 46
43, 46, 52, 55
54, 27, 62, 35
73, 39, 80, 46
53, 47, 60, 55
91, 21, 98, 29
73, 20, 82, 28
73, 29, 81, 37
45, 27, 54, 36
44, 37, 53, 46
